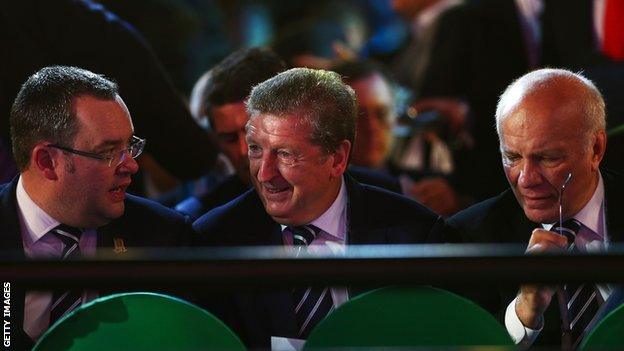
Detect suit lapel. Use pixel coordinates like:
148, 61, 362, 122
0, 179, 31, 347
345, 175, 387, 246
0, 178, 26, 256
96, 208, 132, 256
494, 190, 537, 243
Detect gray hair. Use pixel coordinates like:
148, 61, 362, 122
246, 67, 357, 154
10, 66, 119, 171
495, 68, 605, 140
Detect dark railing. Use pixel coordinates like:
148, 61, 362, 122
2, 243, 624, 290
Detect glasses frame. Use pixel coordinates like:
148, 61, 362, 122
48, 135, 146, 167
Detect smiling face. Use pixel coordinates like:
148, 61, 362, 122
245, 113, 349, 225
500, 93, 605, 224
53, 94, 139, 228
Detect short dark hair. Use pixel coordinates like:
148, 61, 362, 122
10, 66, 118, 171
202, 47, 286, 126
246, 67, 356, 154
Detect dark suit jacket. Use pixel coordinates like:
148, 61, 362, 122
444, 170, 624, 347
192, 175, 444, 349
0, 178, 193, 349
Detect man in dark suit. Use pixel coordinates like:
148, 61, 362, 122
194, 67, 444, 349
445, 68, 622, 348
1, 66, 192, 349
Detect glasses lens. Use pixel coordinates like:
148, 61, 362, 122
130, 137, 145, 158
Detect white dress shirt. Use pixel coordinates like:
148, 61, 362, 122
505, 173, 609, 347
15, 177, 97, 341
281, 176, 349, 307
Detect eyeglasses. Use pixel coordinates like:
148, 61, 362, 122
49, 135, 146, 167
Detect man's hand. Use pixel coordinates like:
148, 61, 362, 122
515, 228, 569, 328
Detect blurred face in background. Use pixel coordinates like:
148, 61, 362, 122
210, 101, 250, 184
349, 73, 395, 169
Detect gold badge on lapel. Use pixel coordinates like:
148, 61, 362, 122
113, 238, 128, 253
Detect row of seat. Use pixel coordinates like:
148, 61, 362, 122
34, 287, 623, 350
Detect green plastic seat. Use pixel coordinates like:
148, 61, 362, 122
33, 292, 245, 351
303, 286, 514, 350
581, 303, 624, 350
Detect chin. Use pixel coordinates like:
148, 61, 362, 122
106, 203, 126, 220
524, 209, 558, 224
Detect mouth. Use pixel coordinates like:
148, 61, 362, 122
522, 194, 556, 208
259, 182, 292, 202
108, 182, 130, 202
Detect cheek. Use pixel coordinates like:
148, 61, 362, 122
503, 165, 518, 183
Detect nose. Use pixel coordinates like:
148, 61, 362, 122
117, 151, 139, 175
517, 160, 542, 188
256, 153, 278, 183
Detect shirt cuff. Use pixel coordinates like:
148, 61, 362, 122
504, 296, 542, 347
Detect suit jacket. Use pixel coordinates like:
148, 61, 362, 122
192, 175, 444, 349
444, 170, 624, 347
0, 178, 193, 349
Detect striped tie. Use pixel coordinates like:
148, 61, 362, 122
289, 225, 334, 338
49, 224, 83, 326
552, 219, 602, 349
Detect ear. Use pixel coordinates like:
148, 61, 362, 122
590, 130, 606, 172
32, 143, 59, 180
329, 140, 351, 178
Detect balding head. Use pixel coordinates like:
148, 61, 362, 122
496, 68, 607, 223
496, 68, 605, 144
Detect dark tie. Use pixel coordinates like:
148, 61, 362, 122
552, 219, 602, 349
288, 225, 334, 338
49, 224, 84, 326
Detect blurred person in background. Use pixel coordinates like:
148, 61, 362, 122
0, 0, 219, 194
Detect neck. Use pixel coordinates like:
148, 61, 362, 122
21, 171, 67, 225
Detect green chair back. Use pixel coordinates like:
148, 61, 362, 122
33, 292, 245, 351
303, 286, 513, 350
581, 303, 624, 350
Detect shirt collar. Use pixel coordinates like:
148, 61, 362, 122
16, 176, 60, 245
281, 177, 348, 243
573, 172, 605, 236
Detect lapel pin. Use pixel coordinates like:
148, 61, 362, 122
113, 238, 128, 253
